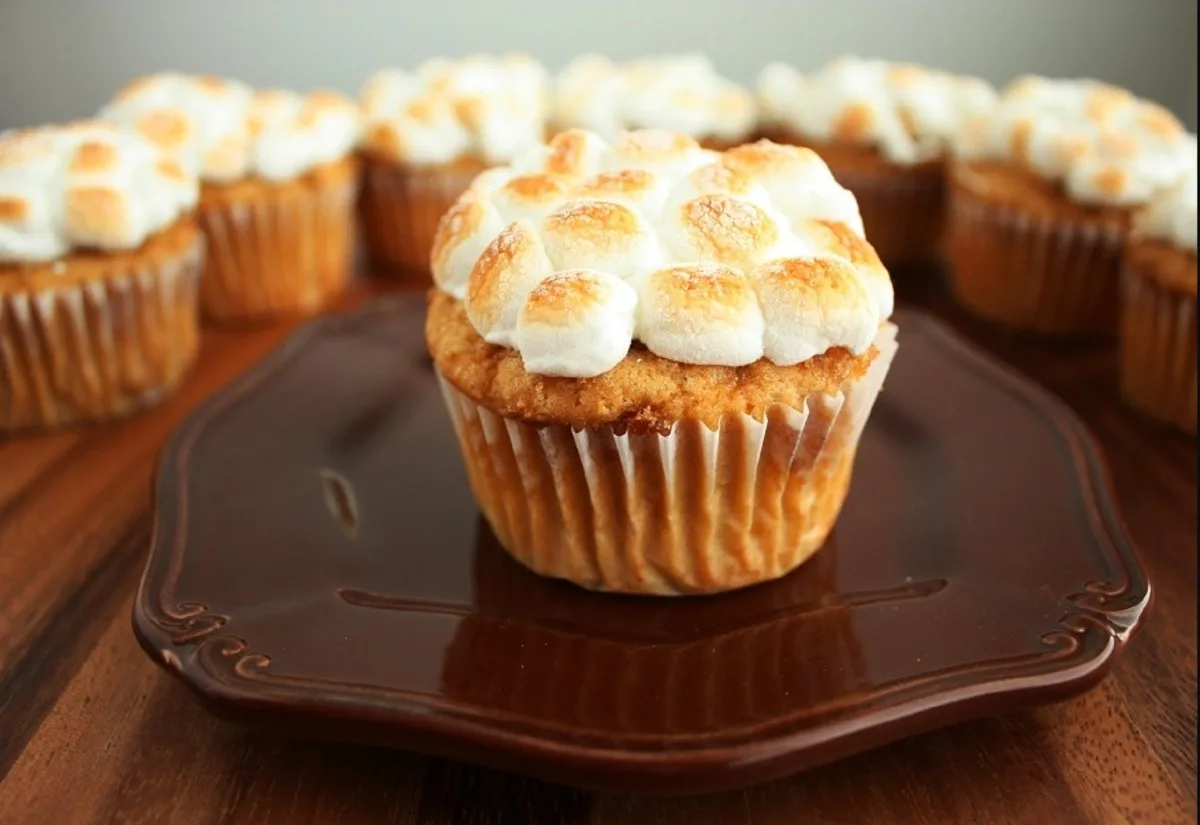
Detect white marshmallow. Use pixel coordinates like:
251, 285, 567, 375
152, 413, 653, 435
0, 121, 198, 263
955, 76, 1194, 208
431, 128, 892, 377
758, 57, 998, 165
515, 269, 637, 377
361, 54, 548, 166
100, 74, 360, 183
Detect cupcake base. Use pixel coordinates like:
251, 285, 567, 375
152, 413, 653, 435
357, 153, 487, 284
0, 219, 204, 433
198, 157, 358, 325
436, 325, 898, 596
1119, 239, 1197, 435
946, 162, 1128, 335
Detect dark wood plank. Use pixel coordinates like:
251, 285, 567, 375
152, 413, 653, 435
0, 272, 1193, 825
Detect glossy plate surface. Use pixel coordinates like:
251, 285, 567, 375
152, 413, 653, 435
134, 294, 1151, 795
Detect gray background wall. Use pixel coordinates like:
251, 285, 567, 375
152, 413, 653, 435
1, 0, 1196, 132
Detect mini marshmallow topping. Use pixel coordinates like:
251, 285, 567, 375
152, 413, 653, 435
361, 54, 549, 166
955, 76, 1194, 207
432, 129, 892, 378
1133, 162, 1198, 252
757, 56, 998, 165
553, 54, 756, 144
0, 120, 198, 264
100, 73, 361, 184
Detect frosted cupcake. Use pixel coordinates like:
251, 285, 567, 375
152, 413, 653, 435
101, 74, 361, 324
552, 53, 757, 149
1119, 165, 1197, 434
426, 128, 897, 596
949, 76, 1194, 334
0, 121, 202, 432
358, 54, 549, 279
757, 57, 997, 265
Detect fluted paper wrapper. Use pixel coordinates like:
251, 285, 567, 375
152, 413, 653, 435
358, 158, 482, 283
1119, 264, 1197, 435
0, 235, 203, 433
828, 164, 945, 267
198, 178, 357, 324
947, 182, 1124, 335
437, 325, 898, 596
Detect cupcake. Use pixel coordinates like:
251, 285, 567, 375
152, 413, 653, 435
552, 53, 757, 150
1119, 165, 1197, 434
426, 128, 897, 596
0, 121, 203, 432
756, 56, 997, 266
358, 54, 549, 279
948, 76, 1194, 335
100, 73, 361, 324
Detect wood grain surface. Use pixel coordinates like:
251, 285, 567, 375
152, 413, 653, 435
0, 271, 1194, 825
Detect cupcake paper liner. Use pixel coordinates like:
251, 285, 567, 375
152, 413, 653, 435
826, 163, 945, 267
1119, 263, 1197, 435
0, 231, 203, 432
358, 158, 483, 283
436, 324, 898, 596
947, 179, 1125, 335
198, 177, 357, 324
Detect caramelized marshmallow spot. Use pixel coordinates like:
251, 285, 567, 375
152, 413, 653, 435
465, 221, 555, 346
636, 263, 765, 366
514, 269, 638, 377
752, 257, 879, 365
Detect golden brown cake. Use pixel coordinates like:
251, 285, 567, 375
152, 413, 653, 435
1119, 168, 1197, 434
756, 57, 997, 265
0, 121, 204, 432
948, 76, 1195, 335
358, 55, 549, 281
551, 53, 757, 150
101, 74, 361, 325
426, 129, 897, 596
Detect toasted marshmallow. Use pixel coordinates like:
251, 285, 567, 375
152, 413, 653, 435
430, 188, 507, 298
605, 130, 717, 179
465, 221, 555, 346
492, 173, 574, 224
659, 192, 803, 274
361, 54, 549, 166
0, 121, 198, 263
758, 57, 997, 165
100, 73, 360, 183
542, 200, 666, 281
575, 168, 673, 218
433, 128, 891, 377
514, 269, 638, 377
721, 141, 865, 235
636, 263, 765, 366
794, 219, 894, 319
954, 76, 1193, 207
554, 53, 757, 143
1132, 162, 1198, 251
752, 256, 880, 365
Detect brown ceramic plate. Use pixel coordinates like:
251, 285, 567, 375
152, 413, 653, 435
133, 294, 1151, 796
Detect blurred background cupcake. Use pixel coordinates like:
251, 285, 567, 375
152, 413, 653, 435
756, 56, 997, 267
427, 128, 896, 595
100, 73, 361, 325
948, 76, 1195, 335
357, 54, 549, 281
1119, 165, 1197, 434
0, 121, 202, 432
552, 53, 756, 149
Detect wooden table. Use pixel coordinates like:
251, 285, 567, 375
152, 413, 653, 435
0, 273, 1195, 825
